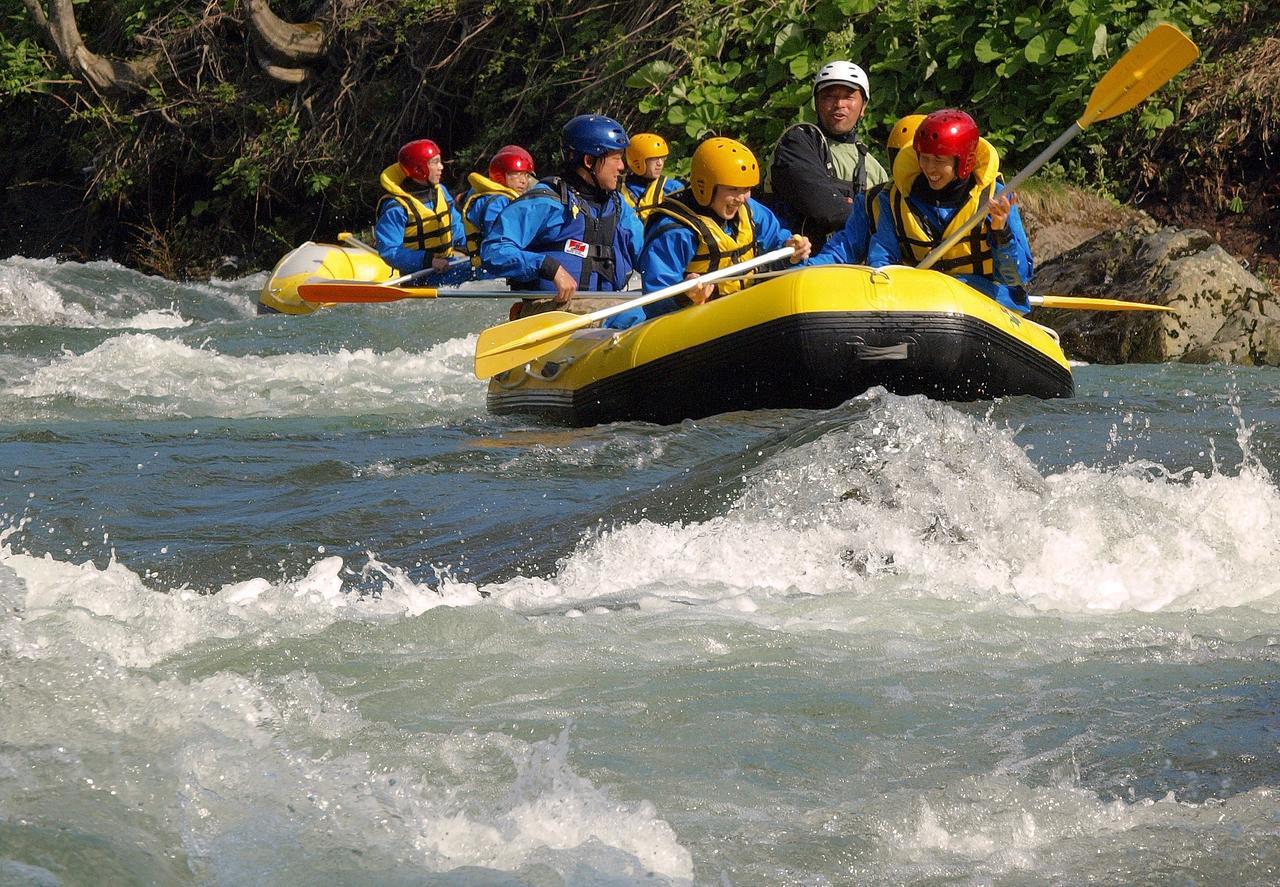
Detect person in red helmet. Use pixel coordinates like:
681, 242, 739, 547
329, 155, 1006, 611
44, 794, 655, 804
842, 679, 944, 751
868, 108, 1033, 313
374, 138, 466, 279
459, 145, 536, 274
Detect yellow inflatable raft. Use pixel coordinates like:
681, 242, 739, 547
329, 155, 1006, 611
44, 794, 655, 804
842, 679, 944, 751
486, 265, 1073, 426
258, 241, 393, 315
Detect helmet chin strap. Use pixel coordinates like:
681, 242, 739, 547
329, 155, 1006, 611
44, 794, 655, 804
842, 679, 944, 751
585, 155, 607, 189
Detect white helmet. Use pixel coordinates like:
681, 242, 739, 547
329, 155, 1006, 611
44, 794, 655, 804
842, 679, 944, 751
813, 61, 870, 104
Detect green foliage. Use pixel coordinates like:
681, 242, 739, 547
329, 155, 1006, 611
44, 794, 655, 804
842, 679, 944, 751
640, 0, 1232, 184
0, 35, 53, 97
0, 0, 1265, 276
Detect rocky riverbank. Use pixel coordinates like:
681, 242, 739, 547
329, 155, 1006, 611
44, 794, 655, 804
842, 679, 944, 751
1022, 187, 1279, 366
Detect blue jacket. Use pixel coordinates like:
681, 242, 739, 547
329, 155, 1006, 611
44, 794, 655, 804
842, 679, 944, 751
480, 176, 644, 292
374, 185, 466, 278
804, 185, 889, 268
867, 181, 1033, 313
466, 192, 512, 242
462, 192, 512, 281
605, 196, 792, 330
625, 176, 685, 206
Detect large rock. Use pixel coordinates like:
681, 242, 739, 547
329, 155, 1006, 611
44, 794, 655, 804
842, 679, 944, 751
1030, 222, 1280, 365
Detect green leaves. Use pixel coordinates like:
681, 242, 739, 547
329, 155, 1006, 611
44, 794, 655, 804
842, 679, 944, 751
639, 0, 1221, 192
0, 35, 53, 98
626, 60, 676, 91
835, 0, 878, 13
1092, 24, 1110, 58
1024, 33, 1051, 63
974, 36, 1001, 64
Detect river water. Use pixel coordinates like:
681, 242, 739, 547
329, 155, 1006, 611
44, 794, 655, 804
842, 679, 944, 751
1, 254, 1278, 885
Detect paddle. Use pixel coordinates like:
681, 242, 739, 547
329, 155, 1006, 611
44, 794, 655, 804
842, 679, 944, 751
715, 265, 1177, 312
1030, 295, 1176, 313
298, 281, 627, 303
338, 231, 379, 255
917, 23, 1200, 271
473, 246, 795, 379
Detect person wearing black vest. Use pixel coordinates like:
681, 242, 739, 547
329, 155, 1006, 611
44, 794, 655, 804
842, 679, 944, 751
764, 61, 889, 249
481, 115, 644, 315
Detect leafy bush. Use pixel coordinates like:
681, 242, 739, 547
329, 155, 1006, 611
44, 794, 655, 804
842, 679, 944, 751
0, 0, 1260, 275
632, 0, 1232, 186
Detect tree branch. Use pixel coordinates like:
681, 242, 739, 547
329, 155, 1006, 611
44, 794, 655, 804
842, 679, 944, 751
22, 0, 159, 95
243, 0, 328, 65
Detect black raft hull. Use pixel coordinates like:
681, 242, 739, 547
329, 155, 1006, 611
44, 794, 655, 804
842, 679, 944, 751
486, 265, 1073, 427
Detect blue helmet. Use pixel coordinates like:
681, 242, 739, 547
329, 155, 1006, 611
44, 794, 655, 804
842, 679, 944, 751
562, 114, 629, 163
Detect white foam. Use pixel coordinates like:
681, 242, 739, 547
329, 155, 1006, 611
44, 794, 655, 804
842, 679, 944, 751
1, 630, 690, 883
0, 257, 195, 328
482, 395, 1280, 617
0, 542, 482, 669
7, 332, 483, 419
0, 258, 101, 327
870, 774, 1279, 880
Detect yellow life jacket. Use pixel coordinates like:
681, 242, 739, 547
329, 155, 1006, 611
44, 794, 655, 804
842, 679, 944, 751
377, 163, 455, 258
886, 138, 1000, 277
623, 174, 670, 221
460, 171, 518, 269
646, 194, 758, 297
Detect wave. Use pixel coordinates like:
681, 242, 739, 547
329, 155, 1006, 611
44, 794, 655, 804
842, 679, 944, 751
0, 256, 256, 327
481, 394, 1280, 616
4, 332, 485, 420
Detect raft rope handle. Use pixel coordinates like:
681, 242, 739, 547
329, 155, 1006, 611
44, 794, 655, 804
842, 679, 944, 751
492, 366, 530, 389
492, 353, 581, 388
1028, 319, 1061, 345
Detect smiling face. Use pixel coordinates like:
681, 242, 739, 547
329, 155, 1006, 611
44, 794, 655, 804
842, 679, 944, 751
708, 184, 751, 220
591, 150, 626, 191
917, 152, 958, 190
643, 156, 666, 179
815, 84, 866, 136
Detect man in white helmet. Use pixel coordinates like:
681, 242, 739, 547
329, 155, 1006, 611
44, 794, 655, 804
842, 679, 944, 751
764, 60, 889, 248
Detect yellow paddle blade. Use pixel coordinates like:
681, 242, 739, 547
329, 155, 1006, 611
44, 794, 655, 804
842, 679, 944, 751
1034, 295, 1177, 313
474, 310, 585, 379
298, 282, 438, 303
1078, 23, 1199, 128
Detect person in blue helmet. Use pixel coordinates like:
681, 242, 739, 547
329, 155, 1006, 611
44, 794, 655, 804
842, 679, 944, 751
867, 108, 1032, 313
481, 114, 644, 315
374, 139, 467, 283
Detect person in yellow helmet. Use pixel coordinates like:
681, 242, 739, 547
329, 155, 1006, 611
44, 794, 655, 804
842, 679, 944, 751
605, 136, 811, 330
622, 133, 684, 218
806, 113, 926, 267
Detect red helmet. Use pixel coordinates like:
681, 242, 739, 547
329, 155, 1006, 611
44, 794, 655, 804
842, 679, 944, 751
913, 109, 980, 179
398, 139, 441, 181
488, 145, 535, 186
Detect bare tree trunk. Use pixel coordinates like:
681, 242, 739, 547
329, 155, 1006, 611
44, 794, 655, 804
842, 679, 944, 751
22, 0, 159, 95
243, 0, 329, 83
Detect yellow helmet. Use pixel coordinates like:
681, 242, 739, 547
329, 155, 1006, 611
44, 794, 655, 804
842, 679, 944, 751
887, 114, 927, 152
625, 133, 670, 175
689, 137, 760, 204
